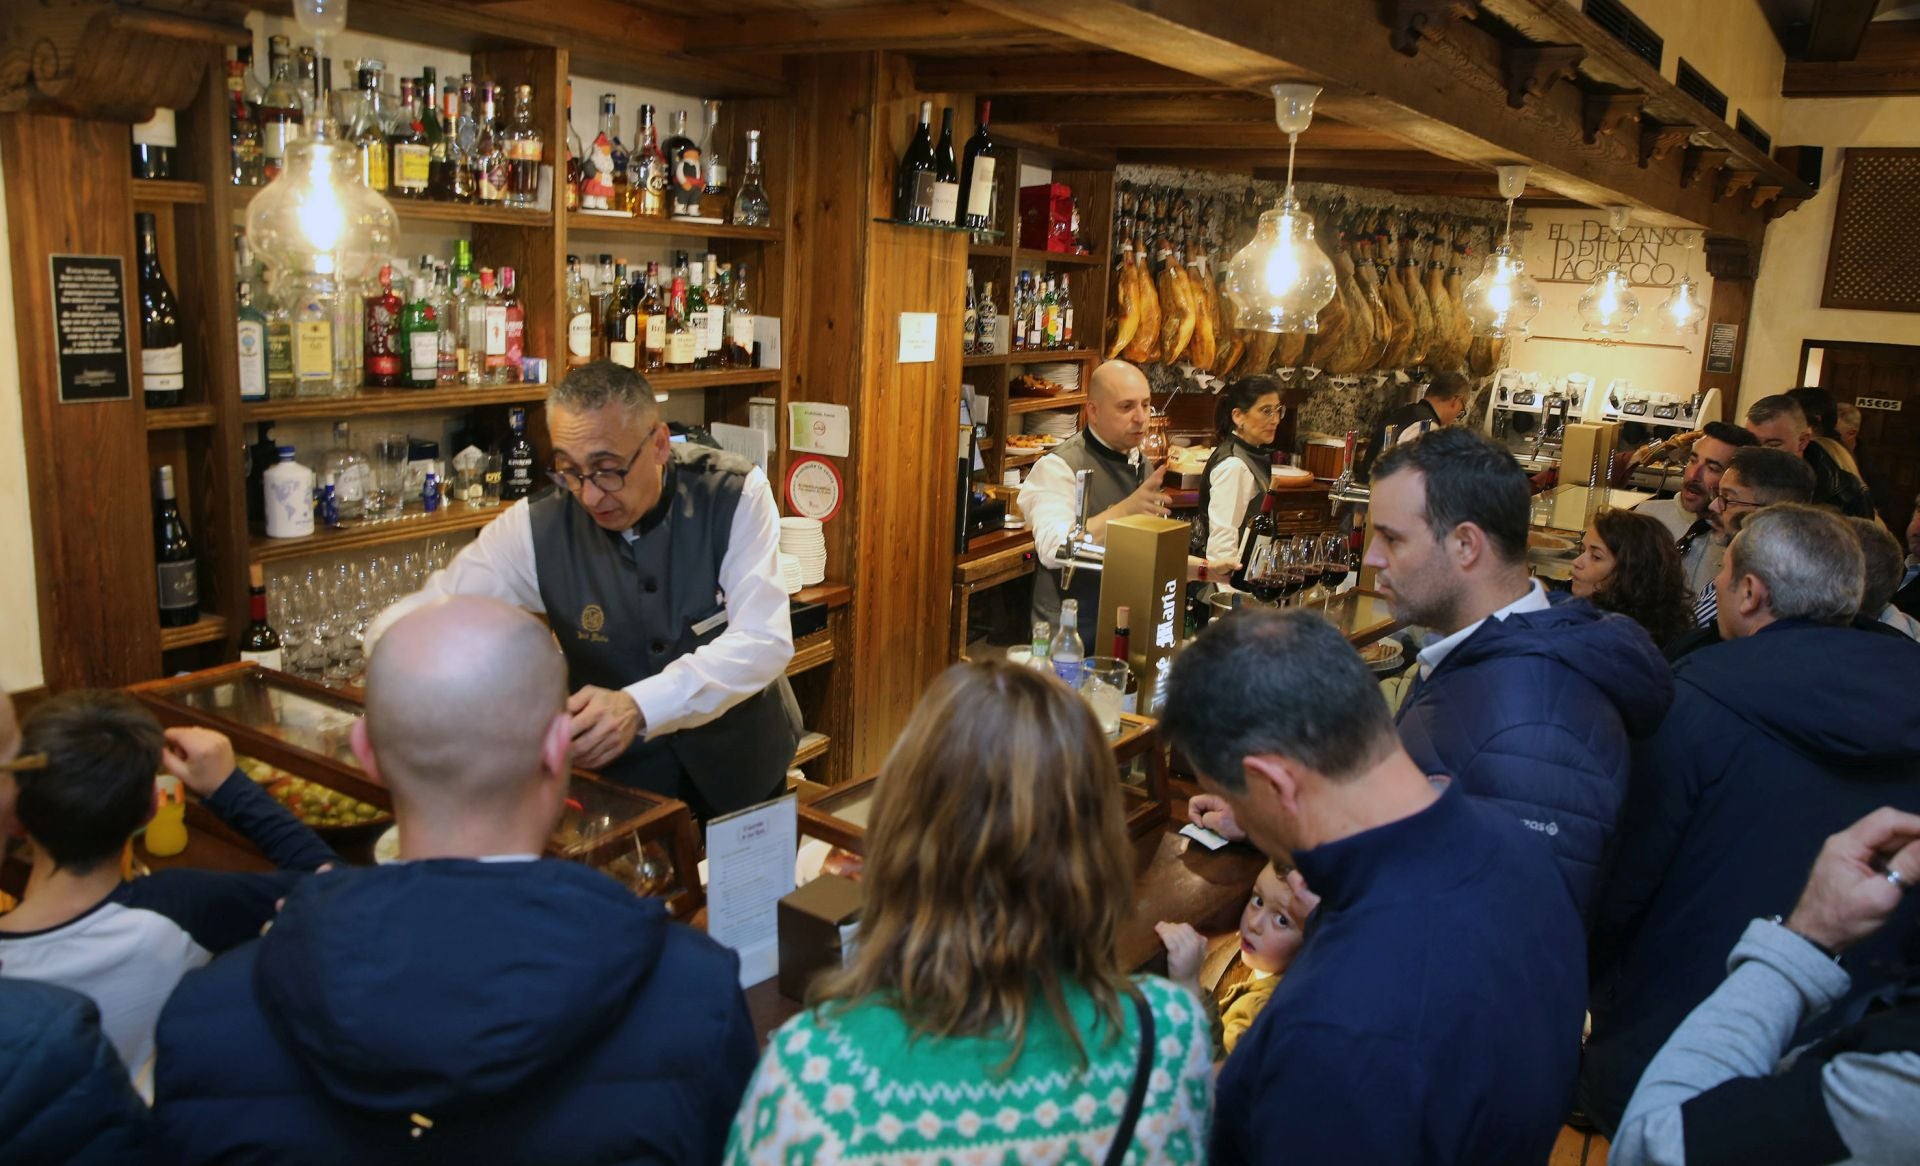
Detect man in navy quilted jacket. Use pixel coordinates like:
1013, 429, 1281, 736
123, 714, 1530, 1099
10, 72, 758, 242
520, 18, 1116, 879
1364, 428, 1673, 920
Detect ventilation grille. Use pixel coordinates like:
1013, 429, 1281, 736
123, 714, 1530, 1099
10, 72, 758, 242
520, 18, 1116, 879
1676, 59, 1729, 120
1583, 0, 1663, 70
1735, 112, 1772, 155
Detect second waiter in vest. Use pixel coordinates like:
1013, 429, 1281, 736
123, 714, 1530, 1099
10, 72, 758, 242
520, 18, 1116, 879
368, 362, 798, 820
1019, 360, 1172, 647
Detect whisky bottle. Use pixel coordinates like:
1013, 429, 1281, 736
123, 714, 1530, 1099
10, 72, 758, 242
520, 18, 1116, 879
503, 83, 543, 208
389, 77, 431, 199
473, 83, 508, 206
258, 34, 304, 181
565, 255, 593, 369
663, 109, 703, 217
726, 263, 755, 368
631, 104, 668, 218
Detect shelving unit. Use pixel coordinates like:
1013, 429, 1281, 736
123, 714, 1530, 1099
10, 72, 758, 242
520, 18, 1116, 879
146, 405, 220, 430
566, 211, 782, 243
158, 615, 228, 651
242, 382, 554, 422
250, 505, 504, 563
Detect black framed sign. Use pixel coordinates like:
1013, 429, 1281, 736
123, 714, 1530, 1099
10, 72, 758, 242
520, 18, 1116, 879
49, 254, 132, 403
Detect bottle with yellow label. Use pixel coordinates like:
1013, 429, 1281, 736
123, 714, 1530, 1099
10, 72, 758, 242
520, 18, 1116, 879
145, 774, 189, 858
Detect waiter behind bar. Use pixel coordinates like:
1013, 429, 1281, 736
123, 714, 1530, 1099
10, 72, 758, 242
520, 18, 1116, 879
368, 362, 798, 820
1020, 360, 1171, 647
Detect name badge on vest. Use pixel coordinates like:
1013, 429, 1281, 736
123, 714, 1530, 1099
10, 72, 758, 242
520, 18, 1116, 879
579, 603, 611, 644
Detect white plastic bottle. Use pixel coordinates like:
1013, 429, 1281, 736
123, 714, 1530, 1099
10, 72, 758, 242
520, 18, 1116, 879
263, 445, 316, 538
1051, 599, 1086, 686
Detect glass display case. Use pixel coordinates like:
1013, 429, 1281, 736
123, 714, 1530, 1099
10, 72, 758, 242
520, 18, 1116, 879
130, 664, 705, 917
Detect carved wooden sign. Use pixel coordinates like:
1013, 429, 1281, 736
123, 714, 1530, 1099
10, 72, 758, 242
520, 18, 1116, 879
1543, 219, 1693, 286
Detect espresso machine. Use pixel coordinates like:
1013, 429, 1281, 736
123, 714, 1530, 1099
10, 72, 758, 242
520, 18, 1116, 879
1486, 371, 1594, 474
1600, 382, 1724, 493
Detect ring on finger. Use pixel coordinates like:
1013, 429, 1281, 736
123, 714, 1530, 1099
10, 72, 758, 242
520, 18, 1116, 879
1889, 868, 1911, 890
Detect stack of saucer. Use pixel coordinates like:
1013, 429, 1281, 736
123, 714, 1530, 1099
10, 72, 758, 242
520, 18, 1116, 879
1025, 363, 1082, 391
1023, 410, 1082, 441
776, 553, 805, 595
779, 517, 827, 585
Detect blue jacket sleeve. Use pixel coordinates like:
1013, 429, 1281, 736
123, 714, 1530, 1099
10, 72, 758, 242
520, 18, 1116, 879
705, 973, 761, 1160
199, 769, 342, 872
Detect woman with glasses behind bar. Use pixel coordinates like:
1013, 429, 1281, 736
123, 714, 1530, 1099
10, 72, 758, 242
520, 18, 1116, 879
363, 361, 799, 821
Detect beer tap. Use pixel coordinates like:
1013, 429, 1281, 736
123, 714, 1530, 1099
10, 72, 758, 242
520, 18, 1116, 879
1058, 468, 1107, 591
1329, 428, 1373, 508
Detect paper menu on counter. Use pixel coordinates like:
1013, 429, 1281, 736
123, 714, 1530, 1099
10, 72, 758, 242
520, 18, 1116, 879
705, 795, 798, 988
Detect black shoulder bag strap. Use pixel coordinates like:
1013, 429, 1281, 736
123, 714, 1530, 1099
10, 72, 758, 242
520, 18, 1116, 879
1103, 990, 1157, 1166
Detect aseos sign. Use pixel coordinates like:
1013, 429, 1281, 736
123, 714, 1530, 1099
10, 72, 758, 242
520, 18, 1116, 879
1546, 221, 1693, 286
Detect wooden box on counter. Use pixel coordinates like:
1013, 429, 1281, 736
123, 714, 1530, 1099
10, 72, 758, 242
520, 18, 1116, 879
128, 664, 705, 918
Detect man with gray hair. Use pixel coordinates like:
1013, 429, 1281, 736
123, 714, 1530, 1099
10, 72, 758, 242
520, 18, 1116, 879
1745, 393, 1872, 519
154, 597, 758, 1162
370, 361, 796, 819
1583, 504, 1920, 1133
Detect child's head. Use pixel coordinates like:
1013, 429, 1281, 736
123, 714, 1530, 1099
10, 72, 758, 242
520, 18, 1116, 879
7, 691, 163, 873
1238, 864, 1306, 975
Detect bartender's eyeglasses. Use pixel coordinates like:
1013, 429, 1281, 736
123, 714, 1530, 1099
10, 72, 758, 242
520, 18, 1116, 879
548, 445, 645, 494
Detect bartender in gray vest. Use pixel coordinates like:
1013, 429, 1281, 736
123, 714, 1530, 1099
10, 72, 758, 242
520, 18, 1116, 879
367, 362, 798, 820
1019, 360, 1172, 647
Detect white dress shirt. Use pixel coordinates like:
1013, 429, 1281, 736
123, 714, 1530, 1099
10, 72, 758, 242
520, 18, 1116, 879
1416, 579, 1552, 679
366, 466, 793, 741
1019, 430, 1141, 571
1635, 496, 1721, 595
1205, 455, 1262, 568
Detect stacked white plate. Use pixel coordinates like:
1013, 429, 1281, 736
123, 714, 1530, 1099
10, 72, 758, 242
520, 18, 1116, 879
1024, 411, 1082, 441
779, 517, 828, 586
776, 552, 805, 595
1025, 363, 1082, 391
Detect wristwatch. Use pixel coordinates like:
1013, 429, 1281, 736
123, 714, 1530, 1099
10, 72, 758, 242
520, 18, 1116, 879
1771, 914, 1843, 964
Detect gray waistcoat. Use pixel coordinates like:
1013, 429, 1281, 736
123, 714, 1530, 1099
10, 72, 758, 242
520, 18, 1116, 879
1031, 431, 1145, 647
531, 445, 799, 815
1194, 433, 1273, 554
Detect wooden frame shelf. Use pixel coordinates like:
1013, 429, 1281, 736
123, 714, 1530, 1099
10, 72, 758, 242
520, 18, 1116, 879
650, 367, 782, 392
242, 383, 553, 422
793, 731, 831, 766
1015, 247, 1103, 267
159, 614, 227, 651
251, 506, 502, 564
793, 582, 852, 608
1007, 391, 1088, 414
133, 179, 208, 205
566, 211, 783, 243
962, 348, 1099, 368
227, 182, 553, 228
146, 405, 219, 430
787, 629, 835, 677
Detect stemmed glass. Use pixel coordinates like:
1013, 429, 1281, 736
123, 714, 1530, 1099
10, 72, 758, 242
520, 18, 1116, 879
1244, 537, 1284, 606
1321, 532, 1356, 617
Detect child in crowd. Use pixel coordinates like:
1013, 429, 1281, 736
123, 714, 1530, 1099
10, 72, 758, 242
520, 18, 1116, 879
1158, 862, 1315, 1056
0, 691, 337, 1096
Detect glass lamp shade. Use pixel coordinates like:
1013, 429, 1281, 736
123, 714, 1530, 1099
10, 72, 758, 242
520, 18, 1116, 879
1660, 274, 1708, 334
1460, 244, 1541, 339
1224, 202, 1339, 334
1578, 267, 1639, 334
245, 133, 397, 286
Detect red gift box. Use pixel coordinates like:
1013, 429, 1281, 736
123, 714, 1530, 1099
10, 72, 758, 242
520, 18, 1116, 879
1019, 183, 1076, 253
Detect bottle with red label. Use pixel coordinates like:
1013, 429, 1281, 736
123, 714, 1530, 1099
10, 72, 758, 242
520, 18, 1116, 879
500, 265, 525, 383
363, 264, 403, 388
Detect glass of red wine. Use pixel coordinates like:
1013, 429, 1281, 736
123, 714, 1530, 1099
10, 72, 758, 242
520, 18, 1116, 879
1247, 538, 1284, 606
1321, 532, 1353, 616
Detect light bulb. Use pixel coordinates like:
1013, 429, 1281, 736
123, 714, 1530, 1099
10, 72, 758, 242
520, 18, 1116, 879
246, 134, 397, 284
1224, 200, 1339, 334
1579, 268, 1639, 333
1660, 274, 1707, 334
1462, 244, 1540, 338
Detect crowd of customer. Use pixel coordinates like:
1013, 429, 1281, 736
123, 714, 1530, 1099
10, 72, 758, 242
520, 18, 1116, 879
2, 391, 1918, 1165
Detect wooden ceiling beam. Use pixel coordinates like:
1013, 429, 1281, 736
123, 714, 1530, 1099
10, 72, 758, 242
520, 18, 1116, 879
1058, 122, 1408, 151
989, 92, 1276, 125
1782, 21, 1920, 95
1118, 148, 1486, 173
913, 51, 1254, 92
1801, 0, 1880, 61
682, 4, 1071, 56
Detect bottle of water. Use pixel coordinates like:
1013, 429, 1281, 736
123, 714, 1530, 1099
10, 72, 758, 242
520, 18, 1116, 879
1051, 600, 1086, 686
1027, 620, 1052, 672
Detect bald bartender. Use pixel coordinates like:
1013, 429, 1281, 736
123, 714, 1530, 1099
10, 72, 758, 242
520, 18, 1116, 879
368, 362, 797, 820
1019, 360, 1173, 647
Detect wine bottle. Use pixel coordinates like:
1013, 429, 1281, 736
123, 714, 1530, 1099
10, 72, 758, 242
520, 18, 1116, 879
136, 212, 185, 409
131, 107, 176, 179
153, 466, 198, 628
1230, 492, 1278, 593
894, 101, 936, 223
502, 406, 537, 501
930, 107, 960, 226
565, 255, 593, 368
245, 421, 277, 530
958, 99, 998, 230
238, 563, 283, 669
1113, 605, 1131, 660
726, 263, 755, 368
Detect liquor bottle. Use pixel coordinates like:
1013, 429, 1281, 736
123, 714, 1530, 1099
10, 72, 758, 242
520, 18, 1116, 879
503, 83, 543, 208
348, 64, 390, 191
501, 266, 525, 382
135, 213, 185, 409
263, 446, 316, 538
153, 465, 198, 628
1026, 275, 1045, 350
479, 267, 508, 383
450, 76, 478, 202
665, 277, 696, 370
641, 262, 667, 372
1050, 600, 1086, 686
502, 407, 536, 501
237, 44, 265, 115
958, 99, 998, 230
238, 563, 283, 669
963, 268, 978, 356
259, 35, 304, 181
450, 242, 476, 380
246, 421, 277, 528
1230, 492, 1278, 593
322, 421, 370, 521
607, 266, 637, 368
432, 261, 459, 384
628, 104, 668, 218
593, 255, 616, 353
726, 262, 755, 368
1027, 621, 1052, 673
363, 263, 402, 388
599, 95, 631, 211
237, 278, 268, 402
1042, 278, 1061, 349
402, 276, 439, 388
1059, 273, 1075, 348
1112, 605, 1131, 660
227, 58, 265, 186
663, 109, 704, 217
389, 77, 430, 199
563, 82, 584, 212
893, 101, 936, 222
701, 99, 727, 198
288, 275, 341, 399
930, 107, 960, 226
421, 67, 453, 200
1010, 272, 1028, 352
705, 255, 728, 368
131, 106, 176, 178
565, 255, 593, 369
732, 129, 771, 227
294, 47, 319, 124
264, 285, 294, 399
976, 280, 997, 355
686, 257, 711, 370
473, 83, 508, 206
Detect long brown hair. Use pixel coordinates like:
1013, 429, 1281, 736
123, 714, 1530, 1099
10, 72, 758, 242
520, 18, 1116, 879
1590, 507, 1694, 645
810, 660, 1137, 1067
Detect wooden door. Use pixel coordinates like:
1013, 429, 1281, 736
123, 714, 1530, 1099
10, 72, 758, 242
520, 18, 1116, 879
1802, 340, 1920, 538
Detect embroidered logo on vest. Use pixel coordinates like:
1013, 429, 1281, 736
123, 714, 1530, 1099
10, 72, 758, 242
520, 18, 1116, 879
580, 603, 610, 642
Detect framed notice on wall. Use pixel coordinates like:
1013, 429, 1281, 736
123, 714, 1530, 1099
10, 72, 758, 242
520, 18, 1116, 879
1821, 147, 1920, 314
48, 254, 132, 402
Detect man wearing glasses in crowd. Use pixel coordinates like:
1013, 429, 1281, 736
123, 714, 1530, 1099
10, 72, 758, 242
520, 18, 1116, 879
1663, 446, 1815, 660
368, 361, 797, 820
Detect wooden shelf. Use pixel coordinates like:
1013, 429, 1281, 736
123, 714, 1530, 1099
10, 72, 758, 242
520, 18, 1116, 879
159, 614, 227, 651
650, 367, 781, 392
793, 581, 851, 609
566, 211, 783, 243
1015, 247, 1104, 267
963, 349, 1098, 368
1004, 449, 1047, 467
793, 731, 831, 766
251, 506, 501, 564
133, 179, 208, 205
227, 183, 551, 228
787, 629, 835, 677
242, 383, 551, 422
146, 404, 219, 430
1007, 391, 1088, 414
963, 351, 1008, 367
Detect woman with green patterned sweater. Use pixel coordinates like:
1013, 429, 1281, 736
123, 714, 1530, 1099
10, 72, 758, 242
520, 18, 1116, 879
725, 660, 1215, 1164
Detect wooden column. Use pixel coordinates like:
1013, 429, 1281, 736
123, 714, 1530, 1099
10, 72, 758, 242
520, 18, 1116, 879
2, 113, 163, 687
1698, 238, 1756, 421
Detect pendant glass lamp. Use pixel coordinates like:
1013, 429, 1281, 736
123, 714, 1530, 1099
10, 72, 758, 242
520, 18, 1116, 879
1461, 164, 1541, 339
245, 0, 396, 285
1578, 206, 1640, 334
1659, 231, 1708, 334
1224, 84, 1339, 334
